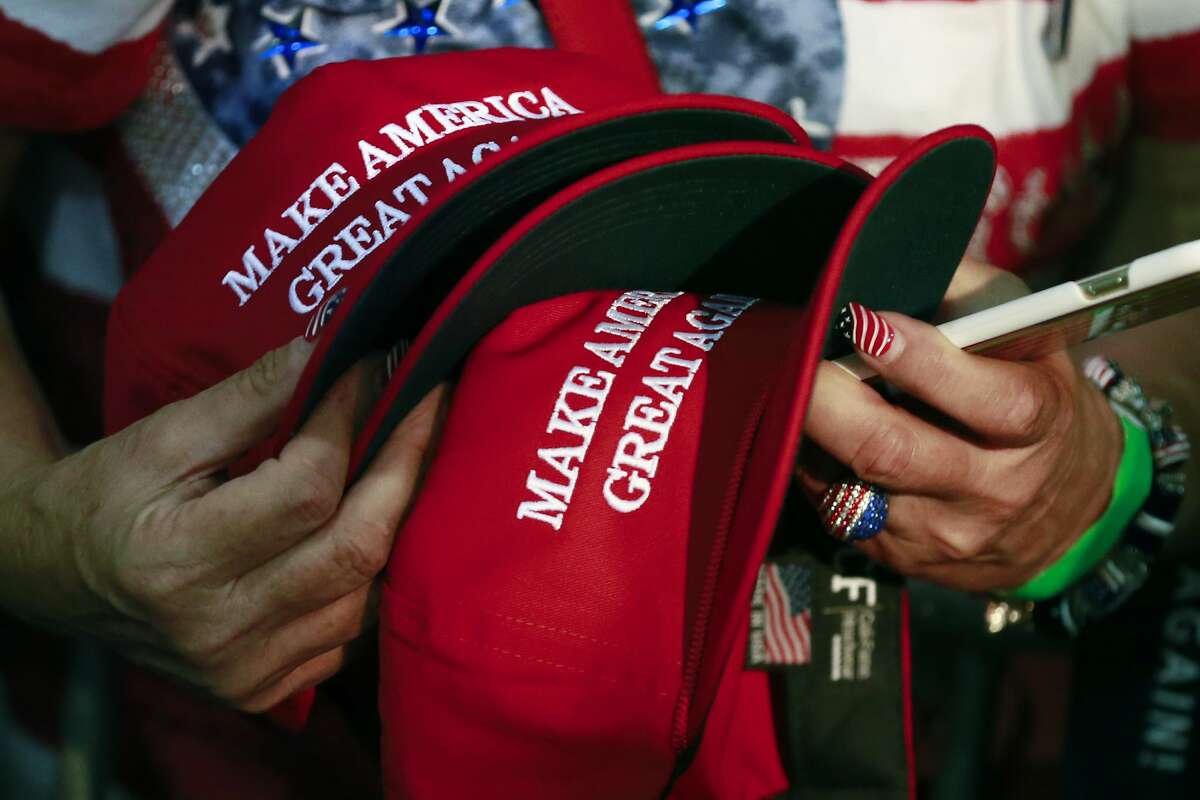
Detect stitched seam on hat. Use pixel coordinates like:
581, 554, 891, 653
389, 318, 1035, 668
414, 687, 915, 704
481, 611, 684, 668
669, 386, 771, 753
432, 632, 671, 698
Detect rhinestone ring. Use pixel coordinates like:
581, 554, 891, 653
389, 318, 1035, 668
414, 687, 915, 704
819, 479, 889, 542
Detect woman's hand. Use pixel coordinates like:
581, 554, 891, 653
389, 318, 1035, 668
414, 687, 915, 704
0, 338, 445, 711
800, 299, 1123, 593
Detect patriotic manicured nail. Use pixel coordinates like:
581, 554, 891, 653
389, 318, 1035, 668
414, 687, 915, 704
377, 338, 411, 389
837, 302, 897, 359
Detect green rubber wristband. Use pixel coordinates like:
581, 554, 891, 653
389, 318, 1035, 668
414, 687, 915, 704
1006, 414, 1154, 601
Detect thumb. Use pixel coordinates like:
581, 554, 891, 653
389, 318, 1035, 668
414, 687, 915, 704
136, 337, 315, 477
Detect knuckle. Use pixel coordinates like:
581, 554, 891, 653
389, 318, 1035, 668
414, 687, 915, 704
331, 522, 392, 583
176, 629, 232, 675
921, 348, 954, 391
849, 423, 916, 485
116, 414, 168, 467
109, 511, 187, 607
1001, 378, 1053, 440
213, 672, 258, 708
990, 480, 1037, 522
281, 460, 342, 527
233, 690, 273, 714
242, 347, 286, 401
931, 528, 990, 562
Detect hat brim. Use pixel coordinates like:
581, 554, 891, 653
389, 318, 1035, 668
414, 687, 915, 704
353, 128, 993, 758
350, 142, 870, 476
675, 127, 994, 753
350, 126, 994, 476
251, 95, 807, 469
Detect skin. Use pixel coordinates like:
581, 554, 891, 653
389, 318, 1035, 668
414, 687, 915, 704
0, 128, 1195, 707
0, 316, 447, 711
801, 260, 1198, 591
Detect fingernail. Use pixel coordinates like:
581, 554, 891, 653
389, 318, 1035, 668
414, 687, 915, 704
837, 302, 897, 360
384, 339, 410, 384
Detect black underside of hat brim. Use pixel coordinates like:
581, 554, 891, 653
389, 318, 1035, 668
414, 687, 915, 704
305, 107, 796, 425
355, 153, 868, 474
821, 135, 996, 358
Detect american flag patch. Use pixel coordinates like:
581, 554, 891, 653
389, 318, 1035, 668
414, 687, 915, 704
748, 561, 813, 668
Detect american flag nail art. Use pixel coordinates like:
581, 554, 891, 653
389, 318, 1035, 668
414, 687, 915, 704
837, 302, 896, 358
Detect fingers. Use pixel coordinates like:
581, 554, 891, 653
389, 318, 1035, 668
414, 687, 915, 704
937, 257, 1030, 321
225, 583, 376, 707
168, 361, 366, 575
204, 383, 446, 709
239, 647, 350, 714
805, 363, 980, 496
838, 304, 1067, 447
132, 338, 316, 480
245, 385, 447, 620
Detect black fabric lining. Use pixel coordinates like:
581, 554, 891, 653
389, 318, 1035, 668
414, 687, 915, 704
355, 154, 866, 476
305, 107, 796, 425
822, 136, 995, 359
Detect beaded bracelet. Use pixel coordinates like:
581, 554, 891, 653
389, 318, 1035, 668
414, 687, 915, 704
986, 356, 1190, 637
1006, 412, 1153, 601
1039, 357, 1190, 635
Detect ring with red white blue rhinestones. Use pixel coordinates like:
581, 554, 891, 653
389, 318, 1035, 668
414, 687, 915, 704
819, 479, 889, 542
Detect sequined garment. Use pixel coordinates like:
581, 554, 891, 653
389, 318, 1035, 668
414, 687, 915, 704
120, 0, 844, 224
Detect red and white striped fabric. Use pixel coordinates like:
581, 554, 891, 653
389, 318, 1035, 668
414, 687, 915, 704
0, 0, 168, 130
826, 0, 1200, 270
760, 563, 813, 666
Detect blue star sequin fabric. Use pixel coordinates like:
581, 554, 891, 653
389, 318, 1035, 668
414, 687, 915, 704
170, 0, 552, 146
168, 0, 846, 149
637, 0, 844, 147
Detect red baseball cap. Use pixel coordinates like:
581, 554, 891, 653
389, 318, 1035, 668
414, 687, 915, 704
369, 133, 996, 799
102, 40, 996, 777
104, 47, 808, 434
381, 288, 824, 798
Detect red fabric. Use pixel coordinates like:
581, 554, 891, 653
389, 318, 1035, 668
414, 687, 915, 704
370, 135, 920, 797
0, 10, 159, 131
122, 670, 381, 800
106, 113, 985, 793
668, 625, 789, 800
104, 48, 802, 740
540, 0, 661, 95
380, 290, 820, 799
833, 59, 1127, 271
104, 49, 715, 435
93, 130, 172, 280
1130, 29, 1200, 139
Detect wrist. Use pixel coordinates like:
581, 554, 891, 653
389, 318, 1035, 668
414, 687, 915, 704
1009, 413, 1153, 600
0, 455, 108, 631
995, 357, 1189, 635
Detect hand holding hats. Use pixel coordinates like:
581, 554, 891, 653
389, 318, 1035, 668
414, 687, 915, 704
801, 300, 1124, 593
13, 337, 444, 712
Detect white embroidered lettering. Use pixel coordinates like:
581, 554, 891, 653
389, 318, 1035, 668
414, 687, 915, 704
375, 199, 410, 238
470, 141, 501, 165
281, 163, 358, 237
517, 366, 615, 530
394, 173, 433, 206
288, 267, 324, 314
442, 156, 467, 182
508, 90, 549, 119
541, 86, 584, 117
359, 139, 400, 179
221, 246, 273, 306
